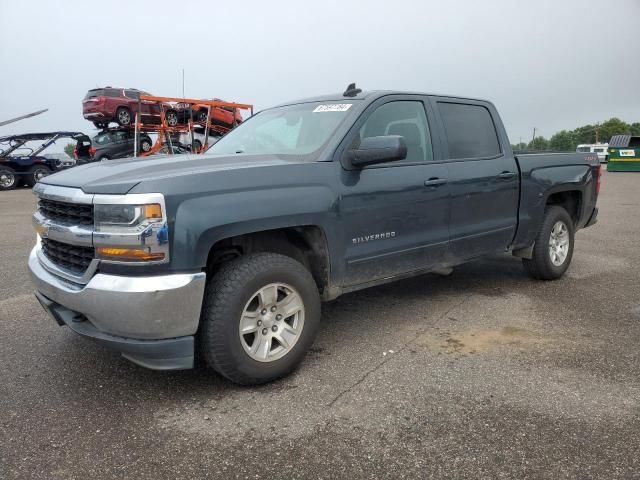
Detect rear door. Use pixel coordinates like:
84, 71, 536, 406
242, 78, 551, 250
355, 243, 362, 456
337, 96, 450, 286
430, 98, 519, 260
112, 131, 131, 158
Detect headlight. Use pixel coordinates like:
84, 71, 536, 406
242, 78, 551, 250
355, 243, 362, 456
93, 195, 169, 264
95, 203, 163, 229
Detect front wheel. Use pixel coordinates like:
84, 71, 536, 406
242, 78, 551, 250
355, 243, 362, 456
140, 137, 152, 152
522, 206, 575, 280
199, 253, 321, 385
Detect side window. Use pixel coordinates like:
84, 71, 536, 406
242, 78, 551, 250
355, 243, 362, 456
125, 90, 140, 100
437, 102, 501, 159
359, 101, 433, 163
114, 132, 128, 142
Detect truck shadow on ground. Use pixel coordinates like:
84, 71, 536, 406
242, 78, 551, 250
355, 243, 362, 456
47, 254, 540, 402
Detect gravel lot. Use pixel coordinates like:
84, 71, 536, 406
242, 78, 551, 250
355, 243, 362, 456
1, 170, 639, 479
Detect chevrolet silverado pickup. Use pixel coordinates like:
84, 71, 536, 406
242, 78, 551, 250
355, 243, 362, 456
29, 85, 601, 385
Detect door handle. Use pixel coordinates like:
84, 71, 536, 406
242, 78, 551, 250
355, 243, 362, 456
497, 171, 517, 180
424, 177, 447, 187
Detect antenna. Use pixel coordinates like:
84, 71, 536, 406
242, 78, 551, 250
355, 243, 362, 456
343, 83, 362, 97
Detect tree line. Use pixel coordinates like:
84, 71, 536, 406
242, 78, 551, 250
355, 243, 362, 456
512, 118, 640, 152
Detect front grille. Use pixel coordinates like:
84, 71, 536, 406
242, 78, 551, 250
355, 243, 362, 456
41, 237, 95, 274
39, 199, 94, 226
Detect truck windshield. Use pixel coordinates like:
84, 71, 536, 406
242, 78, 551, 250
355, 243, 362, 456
208, 102, 353, 156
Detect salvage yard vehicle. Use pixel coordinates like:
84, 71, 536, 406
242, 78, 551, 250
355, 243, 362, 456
187, 99, 244, 127
82, 87, 180, 128
91, 130, 153, 161
0, 131, 91, 190
576, 143, 609, 163
29, 85, 601, 385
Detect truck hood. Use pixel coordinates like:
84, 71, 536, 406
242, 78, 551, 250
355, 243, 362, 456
40, 153, 310, 194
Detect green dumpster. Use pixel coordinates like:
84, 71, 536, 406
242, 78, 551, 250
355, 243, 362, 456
608, 135, 640, 172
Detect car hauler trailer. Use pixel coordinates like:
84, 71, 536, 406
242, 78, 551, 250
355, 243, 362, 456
607, 135, 640, 172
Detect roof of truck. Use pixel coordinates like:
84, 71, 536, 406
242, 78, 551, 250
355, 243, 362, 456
274, 90, 492, 108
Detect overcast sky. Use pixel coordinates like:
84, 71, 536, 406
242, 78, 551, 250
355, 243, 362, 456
1, 0, 639, 150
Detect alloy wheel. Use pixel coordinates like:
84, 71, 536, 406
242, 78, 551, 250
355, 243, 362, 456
0, 171, 15, 188
238, 283, 305, 362
118, 109, 131, 125
549, 221, 569, 266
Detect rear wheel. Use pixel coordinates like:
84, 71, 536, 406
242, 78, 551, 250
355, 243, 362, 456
199, 253, 321, 385
25, 165, 51, 187
0, 166, 17, 191
192, 139, 202, 152
197, 111, 208, 123
522, 206, 574, 280
116, 107, 132, 126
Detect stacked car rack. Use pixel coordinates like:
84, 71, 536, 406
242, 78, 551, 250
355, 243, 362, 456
128, 95, 253, 157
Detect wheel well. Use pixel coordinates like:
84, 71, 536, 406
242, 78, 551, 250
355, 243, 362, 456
546, 191, 581, 225
206, 226, 330, 295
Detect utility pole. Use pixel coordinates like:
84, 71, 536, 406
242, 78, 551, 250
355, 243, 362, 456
595, 122, 600, 143
531, 127, 537, 144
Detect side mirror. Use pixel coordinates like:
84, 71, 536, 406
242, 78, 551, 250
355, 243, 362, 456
348, 135, 407, 168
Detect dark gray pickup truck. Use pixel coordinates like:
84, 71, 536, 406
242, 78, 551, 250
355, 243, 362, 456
29, 86, 601, 385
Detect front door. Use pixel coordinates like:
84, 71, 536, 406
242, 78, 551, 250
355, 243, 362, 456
338, 97, 451, 287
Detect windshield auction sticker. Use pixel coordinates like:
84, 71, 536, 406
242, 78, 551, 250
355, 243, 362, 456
313, 104, 352, 113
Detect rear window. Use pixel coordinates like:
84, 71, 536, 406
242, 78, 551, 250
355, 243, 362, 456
437, 102, 501, 159
84, 89, 121, 99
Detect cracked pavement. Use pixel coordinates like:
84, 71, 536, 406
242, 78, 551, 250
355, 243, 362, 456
1, 170, 639, 479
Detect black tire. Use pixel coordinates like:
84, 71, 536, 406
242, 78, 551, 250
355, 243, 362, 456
140, 137, 152, 152
116, 107, 132, 126
192, 140, 202, 152
522, 206, 575, 280
0, 166, 17, 191
199, 253, 321, 385
165, 110, 179, 127
25, 165, 51, 187
197, 111, 208, 123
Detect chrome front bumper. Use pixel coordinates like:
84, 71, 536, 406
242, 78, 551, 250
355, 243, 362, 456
28, 246, 206, 341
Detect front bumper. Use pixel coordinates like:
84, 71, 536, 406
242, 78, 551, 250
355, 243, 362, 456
28, 247, 206, 369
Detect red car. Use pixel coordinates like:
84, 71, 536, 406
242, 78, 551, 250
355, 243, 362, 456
82, 87, 180, 129
189, 99, 244, 128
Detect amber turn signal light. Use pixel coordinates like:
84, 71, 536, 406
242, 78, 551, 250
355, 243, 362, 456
96, 247, 165, 262
143, 204, 163, 219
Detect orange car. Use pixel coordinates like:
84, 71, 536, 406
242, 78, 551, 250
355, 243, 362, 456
189, 99, 244, 128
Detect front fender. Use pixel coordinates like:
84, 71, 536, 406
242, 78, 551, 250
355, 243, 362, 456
170, 185, 338, 270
